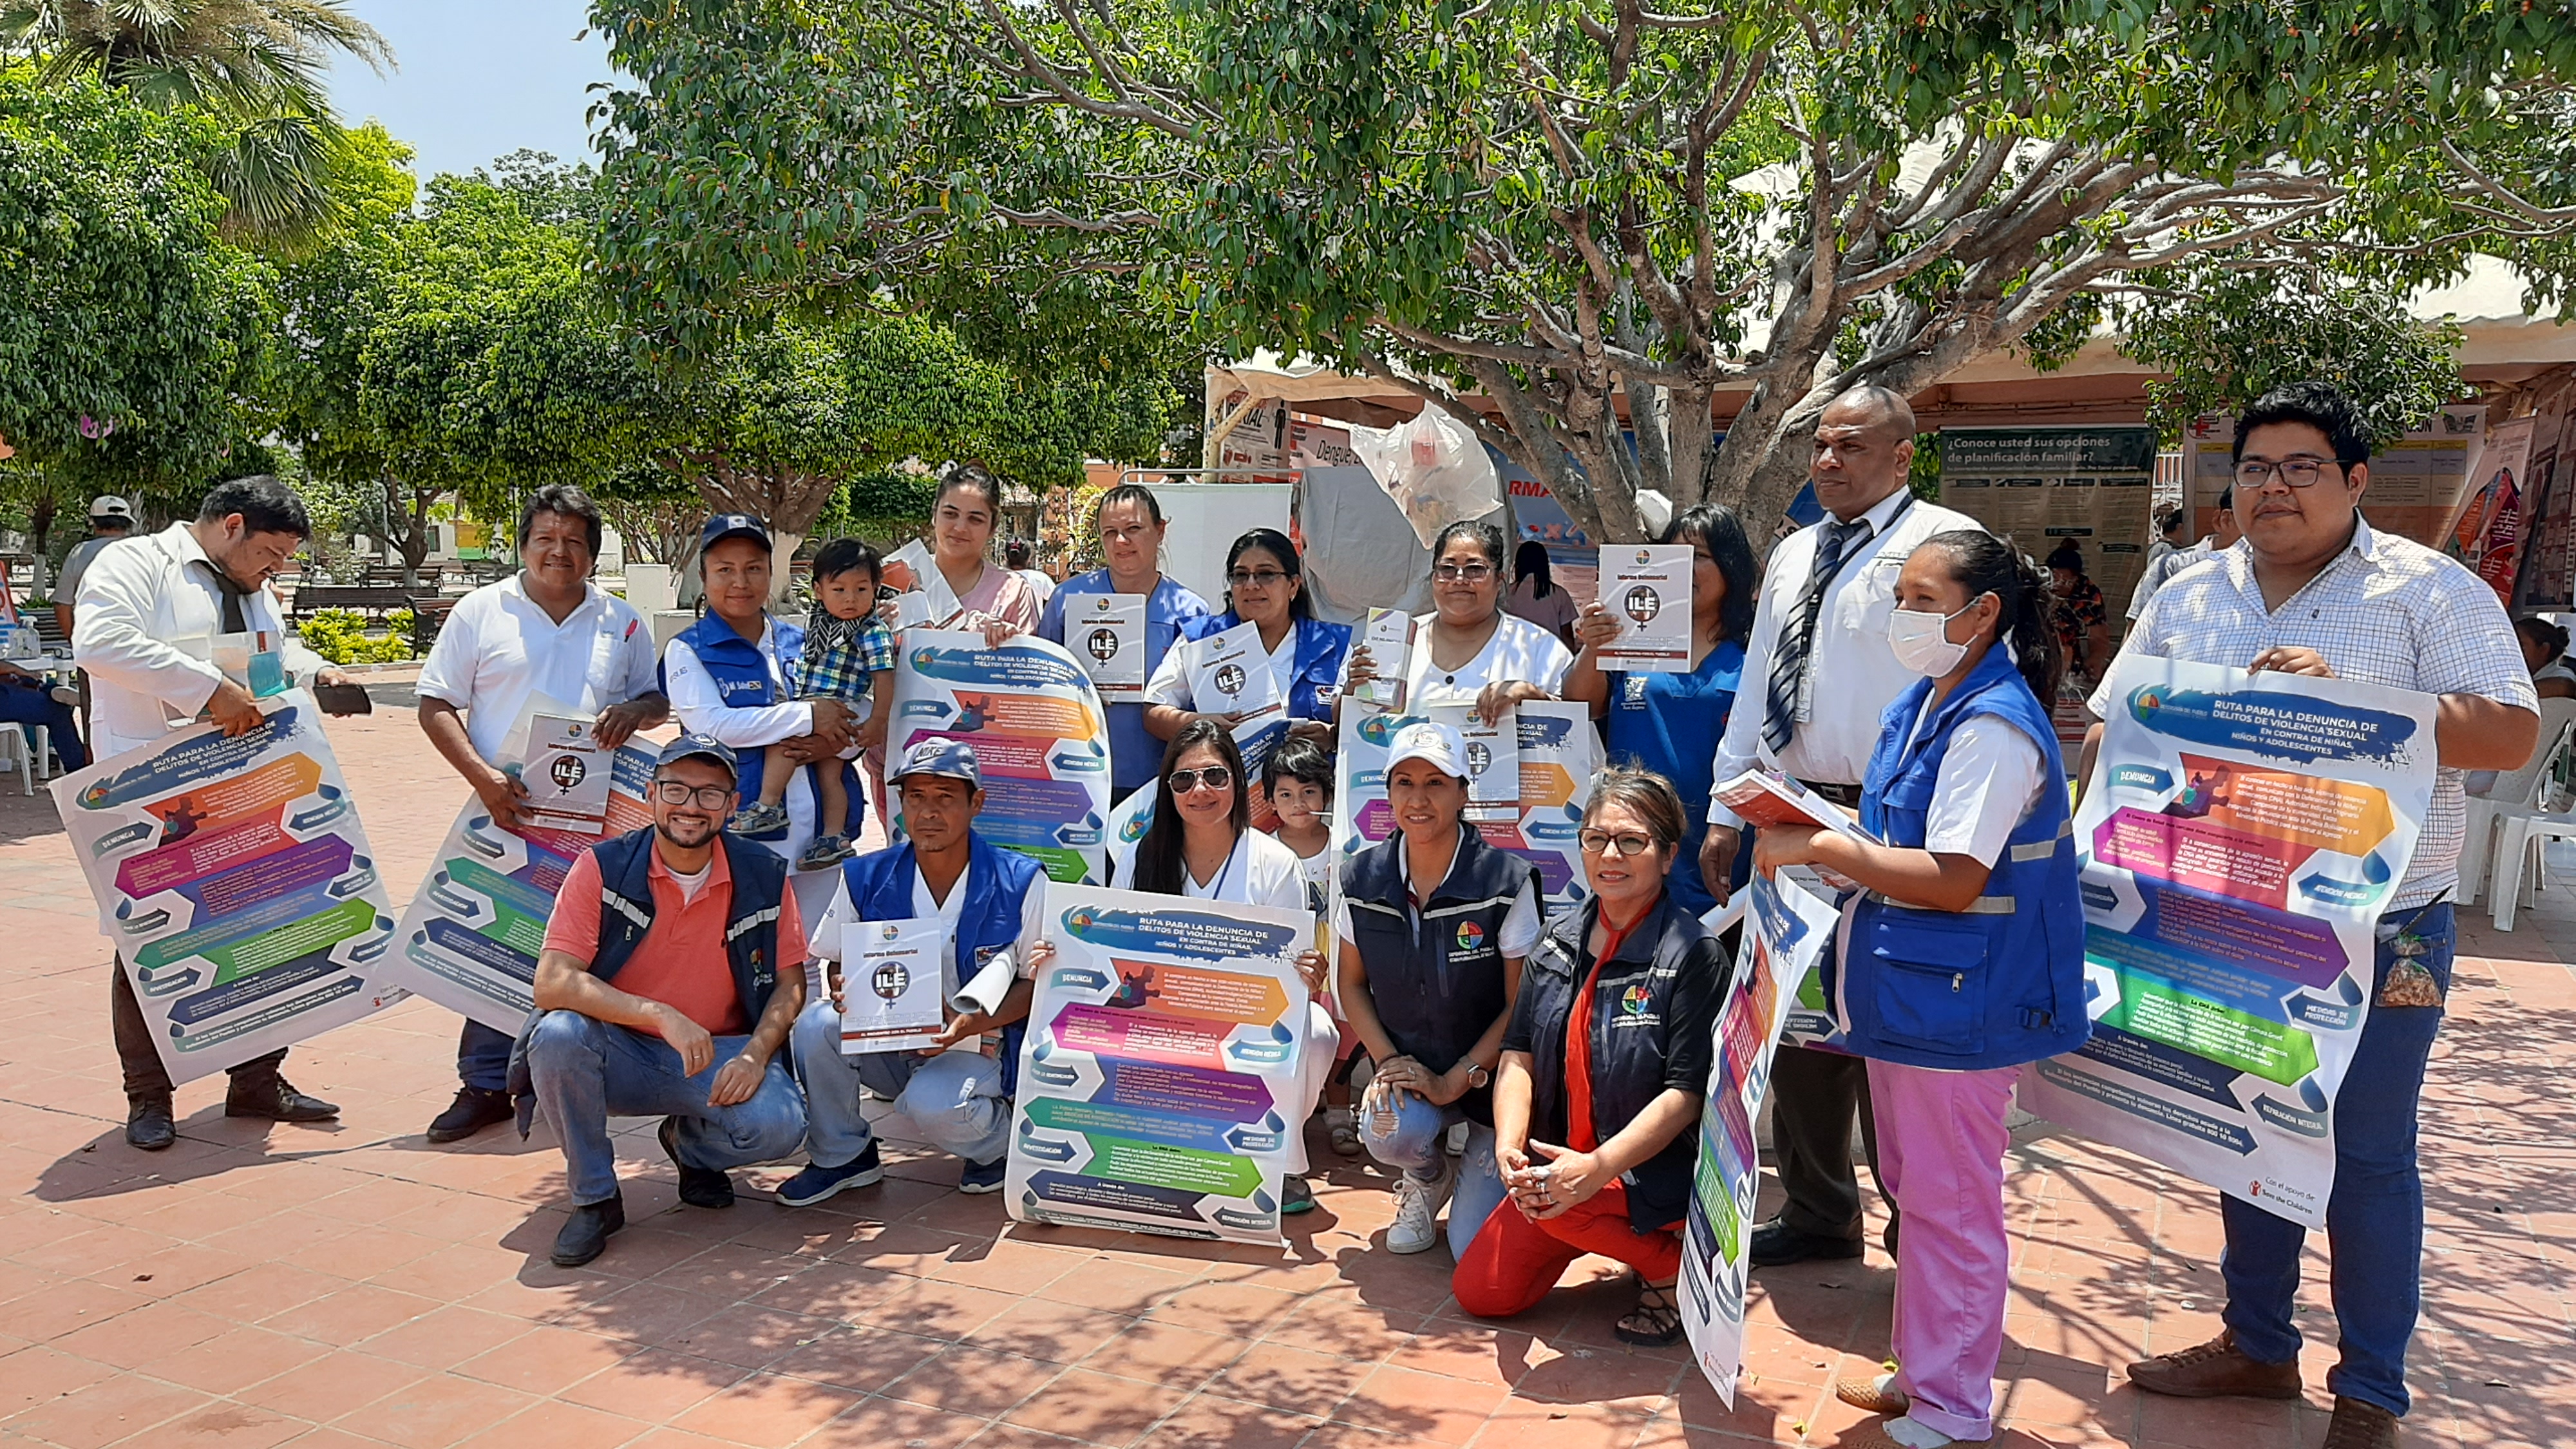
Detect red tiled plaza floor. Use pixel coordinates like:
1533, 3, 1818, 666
1, 696, 2569, 1448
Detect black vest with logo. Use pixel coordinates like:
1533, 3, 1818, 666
1340, 824, 1538, 1125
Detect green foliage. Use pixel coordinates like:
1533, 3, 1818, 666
0, 67, 276, 497
2117, 265, 2469, 448
296, 606, 412, 664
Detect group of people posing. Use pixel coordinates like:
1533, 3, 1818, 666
67, 378, 2536, 1449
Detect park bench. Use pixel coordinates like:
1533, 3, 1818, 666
292, 583, 413, 621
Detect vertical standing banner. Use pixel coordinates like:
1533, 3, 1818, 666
1328, 701, 1601, 916
2024, 658, 2436, 1228
2451, 415, 2533, 604
891, 629, 1112, 883
388, 743, 658, 1033
51, 694, 404, 1083
1680, 874, 1839, 1405
1005, 880, 1313, 1243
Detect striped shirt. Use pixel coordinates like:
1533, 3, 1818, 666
2090, 516, 2537, 909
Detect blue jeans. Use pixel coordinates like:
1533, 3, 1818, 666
523, 1010, 809, 1206
1363, 1091, 1508, 1259
791, 1000, 1012, 1169
458, 1020, 513, 1092
0, 681, 84, 771
2221, 904, 2453, 1417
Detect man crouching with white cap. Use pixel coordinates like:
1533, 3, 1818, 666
779, 738, 1044, 1203
1333, 721, 1542, 1258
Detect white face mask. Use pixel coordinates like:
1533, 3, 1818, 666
1886, 598, 1984, 677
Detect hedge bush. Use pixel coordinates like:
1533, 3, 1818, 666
298, 608, 413, 665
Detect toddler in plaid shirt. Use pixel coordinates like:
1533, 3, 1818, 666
735, 538, 894, 868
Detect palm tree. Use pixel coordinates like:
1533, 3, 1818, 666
3, 0, 394, 252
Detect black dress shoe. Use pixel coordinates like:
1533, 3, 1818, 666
1748, 1218, 1864, 1267
426, 1086, 515, 1144
126, 1097, 176, 1151
551, 1195, 625, 1267
659, 1116, 734, 1208
225, 1075, 339, 1122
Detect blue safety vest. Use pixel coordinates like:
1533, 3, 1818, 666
667, 611, 851, 818
839, 833, 1045, 1095
1841, 647, 2090, 1070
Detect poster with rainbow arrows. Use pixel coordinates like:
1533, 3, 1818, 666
2025, 657, 2438, 1229
1005, 881, 1314, 1244
891, 629, 1111, 884
50, 693, 404, 1083
385, 743, 659, 1034
1327, 701, 1600, 916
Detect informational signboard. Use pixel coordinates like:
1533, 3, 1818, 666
2452, 415, 2533, 605
2025, 658, 2436, 1228
2183, 405, 2488, 553
52, 695, 404, 1082
2511, 393, 2576, 611
1329, 701, 1600, 914
890, 629, 1113, 883
1006, 881, 1314, 1243
1938, 426, 2159, 618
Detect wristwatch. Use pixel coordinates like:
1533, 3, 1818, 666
1464, 1063, 1490, 1089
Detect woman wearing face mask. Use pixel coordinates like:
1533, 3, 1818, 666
1021, 720, 1341, 1215
1751, 531, 2089, 1449
1338, 521, 1573, 725
1144, 528, 1348, 750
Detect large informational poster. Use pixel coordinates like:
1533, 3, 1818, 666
2511, 393, 2576, 611
2184, 406, 2488, 553
1327, 701, 1602, 915
2452, 415, 2533, 604
890, 629, 1113, 884
1679, 875, 1839, 1406
387, 743, 658, 1033
50, 694, 404, 1083
1005, 880, 1314, 1243
2025, 658, 2437, 1228
1937, 426, 2159, 619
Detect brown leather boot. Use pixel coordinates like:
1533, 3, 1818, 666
2320, 1396, 2399, 1449
2125, 1329, 2303, 1399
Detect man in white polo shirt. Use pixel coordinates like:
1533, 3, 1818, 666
414, 484, 667, 1143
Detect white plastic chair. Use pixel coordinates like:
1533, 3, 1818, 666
2462, 697, 2576, 907
0, 724, 47, 795
2486, 699, 2576, 931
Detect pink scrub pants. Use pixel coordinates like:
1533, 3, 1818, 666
1866, 1057, 2020, 1441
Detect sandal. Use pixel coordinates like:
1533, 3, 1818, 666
1615, 1276, 1684, 1347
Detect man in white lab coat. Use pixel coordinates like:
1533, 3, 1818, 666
73, 476, 360, 1150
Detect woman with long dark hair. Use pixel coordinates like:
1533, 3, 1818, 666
1144, 527, 1348, 748
1564, 504, 1763, 914
1506, 539, 1579, 649
1753, 530, 2087, 1449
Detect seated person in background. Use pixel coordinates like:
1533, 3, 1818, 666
513, 735, 811, 1268
732, 538, 895, 869
780, 739, 1043, 1204
2515, 616, 2575, 700
0, 658, 85, 772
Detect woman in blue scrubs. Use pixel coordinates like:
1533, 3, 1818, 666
1562, 505, 1761, 916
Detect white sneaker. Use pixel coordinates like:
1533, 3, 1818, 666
1386, 1160, 1455, 1255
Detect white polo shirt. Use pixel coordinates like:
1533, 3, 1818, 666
414, 573, 660, 764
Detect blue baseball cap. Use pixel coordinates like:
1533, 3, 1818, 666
889, 737, 981, 790
699, 513, 772, 553
656, 733, 739, 781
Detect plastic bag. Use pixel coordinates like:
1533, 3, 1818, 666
1348, 408, 1504, 548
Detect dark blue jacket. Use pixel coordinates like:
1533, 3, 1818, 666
1504, 893, 1725, 1231
665, 610, 852, 817
1177, 613, 1350, 724
1840, 647, 2089, 1070
1341, 824, 1538, 1125
839, 832, 1045, 1094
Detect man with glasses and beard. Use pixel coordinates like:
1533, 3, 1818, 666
510, 735, 810, 1267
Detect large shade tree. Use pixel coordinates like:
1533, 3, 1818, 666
587, 0, 2576, 540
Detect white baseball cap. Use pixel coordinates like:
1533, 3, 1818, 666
88, 495, 133, 520
1385, 721, 1468, 781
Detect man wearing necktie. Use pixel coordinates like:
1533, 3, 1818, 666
1701, 386, 1987, 1266
73, 477, 361, 1151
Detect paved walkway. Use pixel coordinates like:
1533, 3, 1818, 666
1, 703, 2568, 1449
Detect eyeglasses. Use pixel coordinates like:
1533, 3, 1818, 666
1227, 569, 1289, 588
652, 781, 734, 809
2233, 457, 2352, 489
1432, 563, 1495, 582
1169, 766, 1234, 795
1577, 829, 1658, 857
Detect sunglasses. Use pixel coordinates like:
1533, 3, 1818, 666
1169, 766, 1235, 795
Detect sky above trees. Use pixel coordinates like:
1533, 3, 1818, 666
324, 0, 609, 179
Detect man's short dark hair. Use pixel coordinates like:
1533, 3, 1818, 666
196, 476, 310, 540
2217, 485, 2234, 511
812, 536, 880, 587
2155, 504, 2186, 537
519, 483, 603, 557
1006, 539, 1032, 569
2233, 381, 2372, 466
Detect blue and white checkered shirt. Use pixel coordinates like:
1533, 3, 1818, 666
2091, 516, 2538, 909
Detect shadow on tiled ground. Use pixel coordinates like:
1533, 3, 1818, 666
1, 705, 2568, 1448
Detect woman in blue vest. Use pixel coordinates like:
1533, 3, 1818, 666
1335, 721, 1542, 1259
1563, 504, 1763, 915
1144, 528, 1349, 750
1752, 531, 2089, 1449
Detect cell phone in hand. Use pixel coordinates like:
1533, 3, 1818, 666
314, 682, 373, 716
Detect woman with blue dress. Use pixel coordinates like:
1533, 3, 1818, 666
1562, 505, 1762, 916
